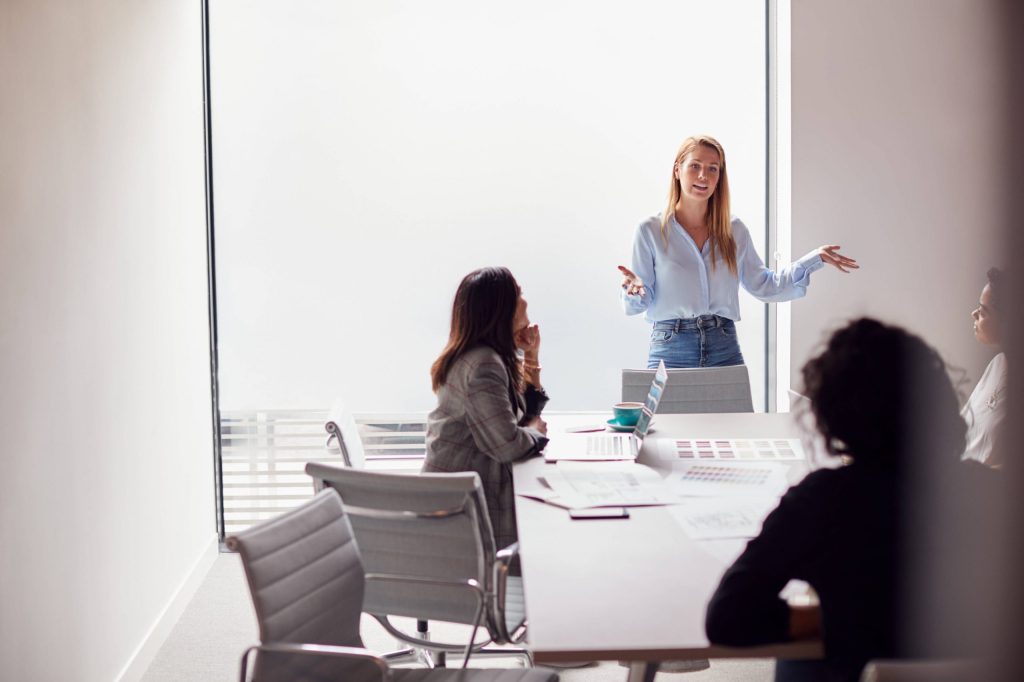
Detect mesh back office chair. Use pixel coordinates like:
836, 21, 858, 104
622, 365, 754, 413
323, 404, 433, 664
227, 490, 556, 682
305, 462, 531, 666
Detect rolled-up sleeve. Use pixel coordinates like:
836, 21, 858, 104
736, 219, 824, 303
622, 222, 657, 315
463, 357, 545, 464
523, 384, 549, 419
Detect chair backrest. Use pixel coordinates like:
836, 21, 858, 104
305, 462, 496, 628
324, 401, 366, 468
226, 489, 371, 680
622, 365, 754, 413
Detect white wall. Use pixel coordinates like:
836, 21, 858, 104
210, 0, 769, 414
790, 0, 1006, 389
0, 2, 215, 680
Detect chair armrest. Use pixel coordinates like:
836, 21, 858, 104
239, 642, 389, 682
365, 573, 489, 667
495, 542, 519, 566
491, 543, 526, 643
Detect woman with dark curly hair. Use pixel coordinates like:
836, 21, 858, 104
962, 267, 1008, 467
705, 318, 1000, 682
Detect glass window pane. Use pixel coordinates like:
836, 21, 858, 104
211, 0, 767, 414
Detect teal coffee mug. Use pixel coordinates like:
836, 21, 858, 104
612, 402, 644, 427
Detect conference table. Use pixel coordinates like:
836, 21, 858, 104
512, 412, 824, 682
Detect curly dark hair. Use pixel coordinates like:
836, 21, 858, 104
801, 318, 966, 467
986, 266, 1004, 312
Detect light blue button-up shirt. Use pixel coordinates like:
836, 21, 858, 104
622, 214, 824, 322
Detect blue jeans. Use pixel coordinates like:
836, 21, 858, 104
646, 315, 744, 369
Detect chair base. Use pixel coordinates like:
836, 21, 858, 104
383, 646, 437, 668
436, 647, 532, 669
383, 641, 532, 669
464, 646, 533, 667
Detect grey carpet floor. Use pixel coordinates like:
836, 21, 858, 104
141, 553, 772, 681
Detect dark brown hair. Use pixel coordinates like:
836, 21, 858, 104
431, 267, 522, 392
801, 318, 966, 468
986, 266, 1005, 311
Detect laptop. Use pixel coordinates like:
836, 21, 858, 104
543, 360, 669, 461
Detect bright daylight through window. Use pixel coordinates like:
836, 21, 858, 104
209, 0, 769, 534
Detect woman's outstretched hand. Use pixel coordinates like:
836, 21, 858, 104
817, 245, 859, 273
618, 265, 646, 296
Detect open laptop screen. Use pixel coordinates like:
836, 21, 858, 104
632, 360, 668, 439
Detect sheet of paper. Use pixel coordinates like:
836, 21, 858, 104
540, 463, 680, 509
514, 475, 560, 503
667, 496, 779, 540
669, 462, 791, 497
693, 538, 749, 567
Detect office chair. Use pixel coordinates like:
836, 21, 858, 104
227, 489, 556, 682
324, 403, 436, 664
305, 462, 531, 667
324, 401, 366, 468
622, 365, 754, 413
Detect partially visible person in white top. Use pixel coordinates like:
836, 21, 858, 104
962, 266, 1008, 467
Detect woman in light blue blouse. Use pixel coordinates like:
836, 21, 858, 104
619, 135, 857, 369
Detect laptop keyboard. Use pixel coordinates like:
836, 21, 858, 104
587, 436, 624, 456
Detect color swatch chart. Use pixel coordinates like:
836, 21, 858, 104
673, 464, 790, 498
680, 465, 773, 486
671, 437, 804, 461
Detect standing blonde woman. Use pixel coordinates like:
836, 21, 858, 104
618, 135, 858, 369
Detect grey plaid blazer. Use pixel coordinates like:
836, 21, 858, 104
423, 346, 547, 553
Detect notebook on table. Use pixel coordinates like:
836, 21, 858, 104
543, 360, 668, 461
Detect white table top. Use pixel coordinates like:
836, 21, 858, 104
513, 411, 823, 664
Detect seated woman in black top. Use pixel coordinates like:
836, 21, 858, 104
705, 318, 1001, 682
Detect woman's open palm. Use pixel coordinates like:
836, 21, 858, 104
618, 265, 646, 296
817, 245, 859, 273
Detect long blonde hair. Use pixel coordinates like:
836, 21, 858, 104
661, 135, 737, 274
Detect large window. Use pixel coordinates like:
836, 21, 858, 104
208, 0, 769, 533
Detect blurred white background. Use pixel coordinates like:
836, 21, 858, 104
210, 0, 767, 412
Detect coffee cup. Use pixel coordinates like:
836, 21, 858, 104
612, 402, 644, 426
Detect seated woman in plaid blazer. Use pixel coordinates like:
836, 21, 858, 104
423, 266, 549, 554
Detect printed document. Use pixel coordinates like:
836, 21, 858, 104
668, 496, 779, 540
518, 461, 679, 509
